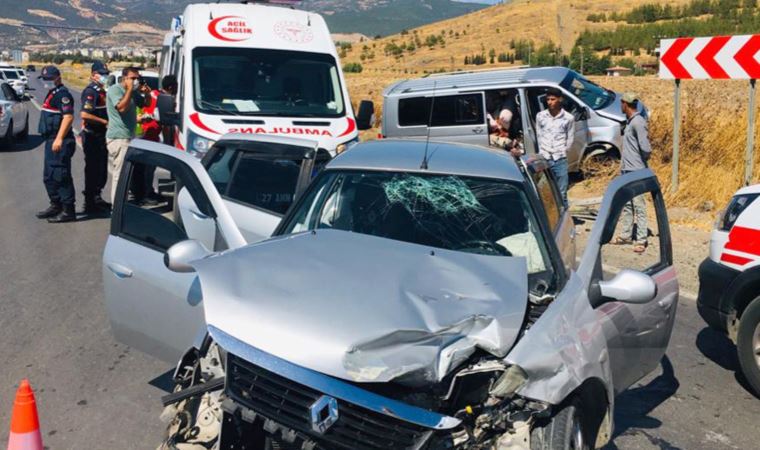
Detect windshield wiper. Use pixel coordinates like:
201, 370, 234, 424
198, 99, 243, 117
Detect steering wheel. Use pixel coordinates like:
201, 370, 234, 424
455, 240, 512, 257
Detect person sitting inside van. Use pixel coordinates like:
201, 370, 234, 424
487, 93, 514, 149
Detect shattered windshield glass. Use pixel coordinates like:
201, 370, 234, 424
283, 171, 552, 274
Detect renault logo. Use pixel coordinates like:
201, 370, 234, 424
309, 395, 339, 434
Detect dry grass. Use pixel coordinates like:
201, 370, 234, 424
576, 77, 760, 221
341, 0, 692, 76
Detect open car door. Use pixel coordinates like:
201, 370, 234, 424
178, 135, 326, 247
504, 169, 678, 409
580, 169, 679, 393
102, 139, 246, 363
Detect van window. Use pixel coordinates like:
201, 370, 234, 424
398, 94, 484, 127
526, 87, 584, 126
559, 72, 614, 110
192, 47, 345, 118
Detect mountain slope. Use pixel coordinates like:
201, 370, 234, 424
301, 0, 489, 36
0, 0, 492, 48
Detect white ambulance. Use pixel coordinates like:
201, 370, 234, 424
157, 1, 372, 158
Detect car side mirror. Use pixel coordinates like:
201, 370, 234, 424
589, 269, 657, 307
356, 100, 375, 131
164, 239, 213, 273
157, 93, 179, 127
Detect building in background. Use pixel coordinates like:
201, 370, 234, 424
606, 65, 632, 77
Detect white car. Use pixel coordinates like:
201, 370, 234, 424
14, 67, 28, 87
0, 68, 25, 97
698, 184, 760, 395
109, 69, 160, 92
0, 82, 29, 148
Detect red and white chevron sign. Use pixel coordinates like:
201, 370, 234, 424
659, 34, 760, 79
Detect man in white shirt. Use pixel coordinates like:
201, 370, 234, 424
536, 87, 574, 208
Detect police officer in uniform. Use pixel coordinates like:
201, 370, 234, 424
35, 66, 77, 223
80, 61, 111, 214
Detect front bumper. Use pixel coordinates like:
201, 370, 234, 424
697, 257, 741, 330
211, 325, 459, 450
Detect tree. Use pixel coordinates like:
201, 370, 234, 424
342, 62, 363, 73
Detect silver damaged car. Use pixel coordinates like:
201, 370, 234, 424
102, 137, 679, 450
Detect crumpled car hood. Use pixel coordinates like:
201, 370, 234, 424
193, 229, 528, 386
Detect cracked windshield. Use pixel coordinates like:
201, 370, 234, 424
284, 171, 551, 274
192, 47, 345, 117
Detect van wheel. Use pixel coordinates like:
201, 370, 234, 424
530, 399, 591, 450
736, 296, 760, 396
1, 121, 13, 149
581, 148, 619, 179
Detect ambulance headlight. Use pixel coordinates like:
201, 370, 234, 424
336, 137, 359, 155
187, 129, 215, 158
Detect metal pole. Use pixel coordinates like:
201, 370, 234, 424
745, 79, 757, 186
671, 79, 682, 193
580, 47, 584, 75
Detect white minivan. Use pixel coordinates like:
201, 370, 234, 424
156, 2, 373, 158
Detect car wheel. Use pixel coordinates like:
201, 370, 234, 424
736, 295, 760, 396
581, 147, 619, 179
18, 115, 28, 140
1, 120, 13, 149
530, 399, 591, 450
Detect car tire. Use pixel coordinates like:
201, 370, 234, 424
736, 295, 760, 396
1, 120, 13, 149
18, 115, 28, 140
530, 399, 591, 450
581, 147, 619, 179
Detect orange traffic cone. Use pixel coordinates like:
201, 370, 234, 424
6, 379, 43, 450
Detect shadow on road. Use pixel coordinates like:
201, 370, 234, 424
696, 326, 760, 399
603, 356, 681, 450
1, 134, 44, 153
149, 368, 176, 393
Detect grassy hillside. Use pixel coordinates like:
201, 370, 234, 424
340, 0, 694, 76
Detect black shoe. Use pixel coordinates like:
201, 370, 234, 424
36, 203, 62, 219
48, 205, 76, 223
139, 197, 160, 207
93, 195, 111, 210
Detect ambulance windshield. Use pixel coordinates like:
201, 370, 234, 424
192, 47, 345, 118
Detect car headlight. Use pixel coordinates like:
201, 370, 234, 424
187, 129, 215, 158
717, 194, 758, 231
490, 365, 528, 399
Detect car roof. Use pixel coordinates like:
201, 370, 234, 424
383, 66, 570, 97
327, 139, 525, 182
736, 184, 760, 196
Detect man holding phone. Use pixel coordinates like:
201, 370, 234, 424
105, 67, 149, 204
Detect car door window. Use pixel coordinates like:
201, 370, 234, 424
207, 150, 300, 216
530, 169, 562, 231
599, 189, 670, 279
1, 84, 15, 101
227, 153, 302, 215
115, 156, 219, 252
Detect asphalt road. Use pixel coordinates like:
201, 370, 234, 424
0, 76, 759, 449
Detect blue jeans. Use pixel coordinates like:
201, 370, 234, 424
548, 157, 569, 208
